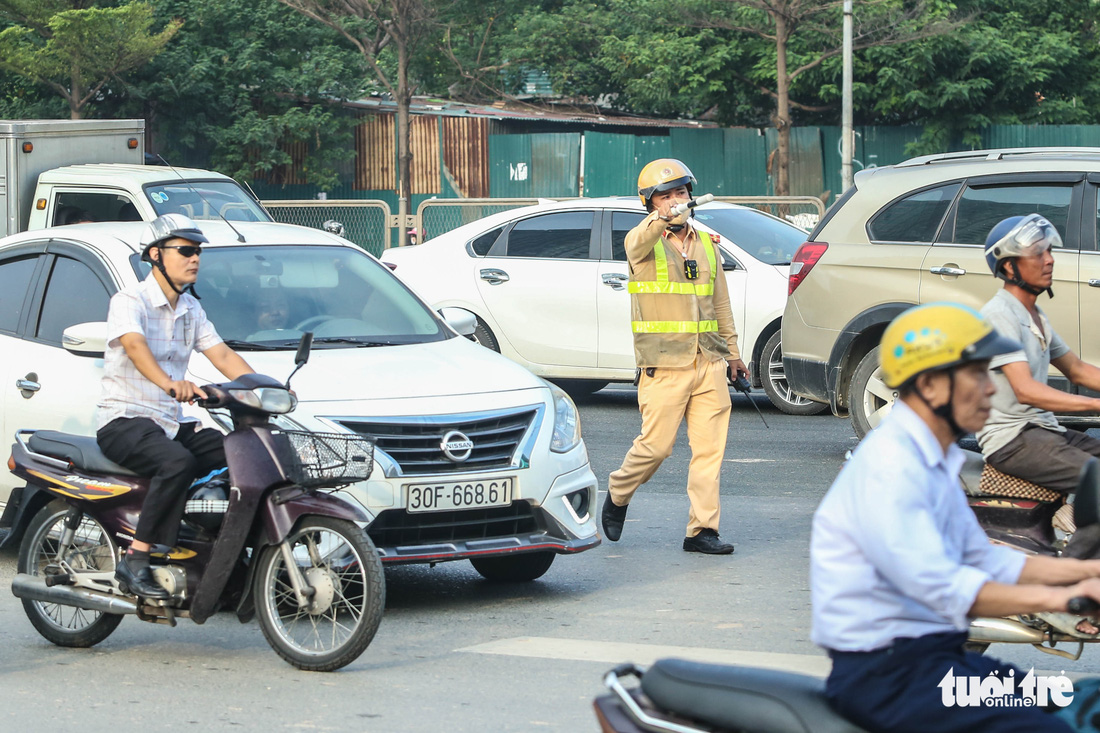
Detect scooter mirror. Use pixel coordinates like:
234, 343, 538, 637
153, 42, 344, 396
295, 332, 313, 367
1076, 458, 1100, 528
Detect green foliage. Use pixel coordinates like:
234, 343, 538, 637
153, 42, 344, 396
0, 1, 179, 117
113, 0, 368, 190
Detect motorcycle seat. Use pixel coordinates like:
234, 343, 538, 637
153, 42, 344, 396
641, 658, 868, 733
28, 430, 140, 478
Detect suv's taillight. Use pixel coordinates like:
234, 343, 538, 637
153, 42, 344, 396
788, 241, 828, 295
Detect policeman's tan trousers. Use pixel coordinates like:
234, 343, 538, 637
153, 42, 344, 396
608, 355, 732, 537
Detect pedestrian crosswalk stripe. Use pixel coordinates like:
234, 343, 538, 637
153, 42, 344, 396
456, 636, 832, 677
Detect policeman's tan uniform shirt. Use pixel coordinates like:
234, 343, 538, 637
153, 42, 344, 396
608, 211, 740, 537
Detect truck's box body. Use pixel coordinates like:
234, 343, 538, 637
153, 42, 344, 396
0, 119, 144, 237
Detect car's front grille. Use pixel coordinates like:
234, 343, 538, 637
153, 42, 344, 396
368, 502, 540, 547
336, 408, 537, 475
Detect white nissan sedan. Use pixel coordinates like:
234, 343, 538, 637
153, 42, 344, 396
0, 220, 599, 581
382, 198, 823, 415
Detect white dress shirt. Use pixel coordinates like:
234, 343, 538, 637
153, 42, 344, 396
811, 401, 1026, 652
96, 274, 222, 437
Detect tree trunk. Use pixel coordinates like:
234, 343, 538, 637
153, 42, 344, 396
396, 25, 412, 243
69, 65, 82, 119
774, 12, 790, 198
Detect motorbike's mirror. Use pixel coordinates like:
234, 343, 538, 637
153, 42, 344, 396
285, 331, 313, 390
62, 321, 108, 358
1076, 458, 1100, 528
295, 332, 313, 367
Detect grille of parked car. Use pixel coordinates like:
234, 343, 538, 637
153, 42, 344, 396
367, 502, 539, 548
335, 407, 537, 475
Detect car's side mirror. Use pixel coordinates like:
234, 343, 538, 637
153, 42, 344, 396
62, 321, 108, 358
439, 307, 477, 337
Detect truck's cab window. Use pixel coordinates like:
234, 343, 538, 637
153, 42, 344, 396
52, 192, 139, 226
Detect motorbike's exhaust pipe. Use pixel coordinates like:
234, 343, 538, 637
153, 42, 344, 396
969, 617, 1047, 644
12, 573, 138, 615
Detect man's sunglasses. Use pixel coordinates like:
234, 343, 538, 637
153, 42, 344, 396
162, 244, 203, 258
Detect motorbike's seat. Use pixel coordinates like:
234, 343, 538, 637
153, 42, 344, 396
641, 658, 869, 733
28, 430, 140, 478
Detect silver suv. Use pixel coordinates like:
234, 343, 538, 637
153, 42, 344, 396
781, 147, 1100, 437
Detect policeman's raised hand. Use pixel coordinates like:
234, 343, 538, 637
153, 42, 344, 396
166, 380, 208, 403
658, 199, 689, 228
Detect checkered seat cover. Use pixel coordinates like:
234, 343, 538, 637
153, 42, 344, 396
978, 463, 1063, 502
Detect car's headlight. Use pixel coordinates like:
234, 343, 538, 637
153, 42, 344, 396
229, 387, 298, 414
548, 383, 581, 453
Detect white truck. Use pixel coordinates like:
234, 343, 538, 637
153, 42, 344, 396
1, 119, 271, 237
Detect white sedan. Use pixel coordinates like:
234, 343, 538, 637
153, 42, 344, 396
382, 197, 823, 415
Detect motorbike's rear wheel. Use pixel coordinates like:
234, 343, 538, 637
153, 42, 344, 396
17, 500, 123, 647
254, 516, 384, 672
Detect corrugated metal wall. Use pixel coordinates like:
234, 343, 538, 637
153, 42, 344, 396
442, 117, 489, 197
355, 114, 395, 191
411, 115, 441, 195
489, 132, 580, 197
255, 120, 1100, 208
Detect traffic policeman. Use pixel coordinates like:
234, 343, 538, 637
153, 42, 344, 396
602, 159, 747, 554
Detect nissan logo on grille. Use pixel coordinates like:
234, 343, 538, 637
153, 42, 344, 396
440, 430, 474, 462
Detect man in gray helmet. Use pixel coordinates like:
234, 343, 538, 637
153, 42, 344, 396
96, 214, 254, 599
979, 214, 1100, 495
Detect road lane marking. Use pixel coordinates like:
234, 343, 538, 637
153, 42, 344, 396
724, 458, 777, 463
456, 636, 831, 677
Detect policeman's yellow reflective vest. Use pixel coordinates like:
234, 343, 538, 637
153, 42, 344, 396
625, 220, 740, 368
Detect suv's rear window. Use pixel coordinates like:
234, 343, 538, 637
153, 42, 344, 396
869, 183, 960, 243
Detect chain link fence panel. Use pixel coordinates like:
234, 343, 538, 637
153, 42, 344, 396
262, 200, 392, 256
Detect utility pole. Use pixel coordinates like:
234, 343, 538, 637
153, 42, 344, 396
841, 0, 854, 191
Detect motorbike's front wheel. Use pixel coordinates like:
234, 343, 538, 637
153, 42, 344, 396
17, 500, 123, 647
254, 516, 384, 672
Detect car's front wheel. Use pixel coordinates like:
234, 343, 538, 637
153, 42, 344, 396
851, 346, 897, 439
470, 551, 555, 582
760, 331, 828, 416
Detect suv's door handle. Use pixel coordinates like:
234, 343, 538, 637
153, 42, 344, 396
480, 268, 510, 285
16, 377, 41, 393
1090, 279, 1100, 288
930, 266, 966, 276
602, 273, 629, 290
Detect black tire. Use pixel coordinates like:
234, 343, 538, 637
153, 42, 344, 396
554, 379, 610, 397
17, 501, 123, 647
470, 551, 556, 582
472, 317, 500, 352
760, 330, 829, 416
850, 346, 897, 439
254, 517, 384, 672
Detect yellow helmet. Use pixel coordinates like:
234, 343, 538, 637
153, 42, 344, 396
880, 303, 1021, 388
637, 158, 696, 206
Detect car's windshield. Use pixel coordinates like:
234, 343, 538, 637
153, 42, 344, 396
132, 245, 448, 348
144, 180, 271, 223
694, 208, 807, 266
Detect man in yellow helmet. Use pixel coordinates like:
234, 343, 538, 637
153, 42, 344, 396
812, 302, 1100, 732
601, 159, 747, 554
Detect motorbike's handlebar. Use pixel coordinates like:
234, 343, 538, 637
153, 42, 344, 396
167, 385, 228, 408
1068, 597, 1100, 614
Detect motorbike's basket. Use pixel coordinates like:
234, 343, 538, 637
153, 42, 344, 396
278, 430, 375, 489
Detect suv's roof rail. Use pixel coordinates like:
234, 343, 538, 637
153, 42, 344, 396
896, 147, 1100, 168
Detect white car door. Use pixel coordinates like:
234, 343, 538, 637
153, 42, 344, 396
0, 248, 49, 506
3, 247, 115, 476
474, 210, 600, 368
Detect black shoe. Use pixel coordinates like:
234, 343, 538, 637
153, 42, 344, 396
601, 496, 629, 542
115, 555, 169, 600
683, 528, 734, 555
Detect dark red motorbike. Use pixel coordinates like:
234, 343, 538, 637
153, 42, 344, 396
9, 336, 385, 671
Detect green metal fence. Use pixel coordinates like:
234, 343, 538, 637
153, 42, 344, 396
263, 200, 391, 256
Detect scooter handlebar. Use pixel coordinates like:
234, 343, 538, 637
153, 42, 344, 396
194, 385, 228, 408
1068, 597, 1100, 614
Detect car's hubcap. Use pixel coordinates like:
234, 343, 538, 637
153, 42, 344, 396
862, 367, 897, 429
